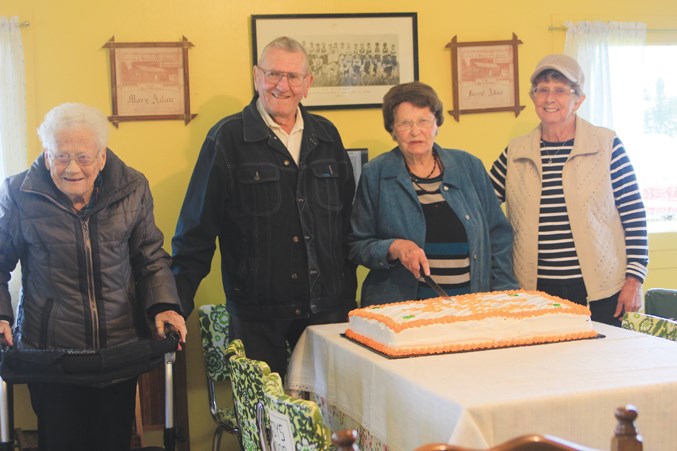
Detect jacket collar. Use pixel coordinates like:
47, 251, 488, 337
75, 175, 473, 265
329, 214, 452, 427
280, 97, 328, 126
20, 149, 142, 214
382, 143, 464, 190
510, 115, 601, 164
242, 95, 333, 145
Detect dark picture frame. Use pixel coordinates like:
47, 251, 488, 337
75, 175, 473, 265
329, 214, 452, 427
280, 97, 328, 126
347, 148, 368, 187
445, 33, 525, 121
251, 13, 419, 110
102, 36, 197, 127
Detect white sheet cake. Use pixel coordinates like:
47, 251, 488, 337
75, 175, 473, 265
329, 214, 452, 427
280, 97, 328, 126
345, 290, 597, 357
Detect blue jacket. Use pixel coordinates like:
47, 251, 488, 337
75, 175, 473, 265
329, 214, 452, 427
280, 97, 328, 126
348, 144, 517, 306
171, 97, 357, 320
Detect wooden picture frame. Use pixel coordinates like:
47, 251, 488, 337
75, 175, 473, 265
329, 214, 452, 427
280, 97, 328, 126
445, 33, 525, 121
251, 13, 419, 110
102, 36, 197, 127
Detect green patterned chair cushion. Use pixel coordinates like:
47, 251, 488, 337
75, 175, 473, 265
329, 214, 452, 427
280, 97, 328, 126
199, 304, 231, 382
216, 407, 238, 428
227, 339, 271, 451
198, 304, 239, 449
622, 312, 677, 341
262, 372, 332, 451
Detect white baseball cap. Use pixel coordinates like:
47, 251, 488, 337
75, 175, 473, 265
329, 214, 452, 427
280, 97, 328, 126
530, 54, 585, 88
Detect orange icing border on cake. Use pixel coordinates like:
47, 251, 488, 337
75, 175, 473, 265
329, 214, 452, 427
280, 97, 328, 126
344, 328, 598, 357
348, 290, 592, 333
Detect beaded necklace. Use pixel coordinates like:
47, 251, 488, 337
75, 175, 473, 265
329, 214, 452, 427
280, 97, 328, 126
407, 152, 444, 194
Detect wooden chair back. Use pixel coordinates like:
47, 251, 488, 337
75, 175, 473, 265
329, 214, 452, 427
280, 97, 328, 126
414, 405, 642, 451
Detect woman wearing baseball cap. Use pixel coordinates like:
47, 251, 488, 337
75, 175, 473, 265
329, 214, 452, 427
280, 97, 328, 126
489, 54, 648, 327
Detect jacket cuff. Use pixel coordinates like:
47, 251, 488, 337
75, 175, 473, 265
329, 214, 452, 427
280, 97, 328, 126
147, 303, 183, 320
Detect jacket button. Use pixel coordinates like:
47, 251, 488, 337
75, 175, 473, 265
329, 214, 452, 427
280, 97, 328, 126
297, 198, 305, 204
465, 214, 470, 220
283, 160, 291, 166
295, 309, 302, 315
291, 273, 298, 279
292, 235, 300, 243
443, 186, 449, 191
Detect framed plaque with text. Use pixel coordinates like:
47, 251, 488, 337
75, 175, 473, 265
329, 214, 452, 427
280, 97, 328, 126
445, 33, 525, 121
103, 36, 197, 126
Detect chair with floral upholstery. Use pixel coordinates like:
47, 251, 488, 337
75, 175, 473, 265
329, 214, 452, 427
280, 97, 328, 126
645, 288, 677, 320
227, 339, 271, 451
622, 311, 677, 341
256, 372, 332, 451
198, 304, 240, 451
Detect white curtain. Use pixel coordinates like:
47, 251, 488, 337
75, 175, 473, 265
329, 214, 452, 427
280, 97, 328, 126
564, 21, 646, 130
0, 16, 27, 180
0, 16, 26, 311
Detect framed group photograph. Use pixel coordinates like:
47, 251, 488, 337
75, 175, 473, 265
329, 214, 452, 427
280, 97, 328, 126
445, 33, 525, 121
103, 36, 197, 126
251, 13, 419, 110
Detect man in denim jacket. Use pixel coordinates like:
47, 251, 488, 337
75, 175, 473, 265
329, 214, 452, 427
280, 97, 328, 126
172, 37, 356, 377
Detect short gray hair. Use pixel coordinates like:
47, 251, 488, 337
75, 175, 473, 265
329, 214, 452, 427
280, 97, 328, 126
258, 36, 310, 74
37, 103, 109, 151
382, 82, 444, 134
530, 69, 584, 97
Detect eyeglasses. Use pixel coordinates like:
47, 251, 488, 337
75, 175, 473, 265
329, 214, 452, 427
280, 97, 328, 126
394, 118, 436, 132
48, 151, 100, 167
532, 87, 576, 98
257, 67, 307, 87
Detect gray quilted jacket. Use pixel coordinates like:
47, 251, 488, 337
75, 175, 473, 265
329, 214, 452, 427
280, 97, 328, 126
0, 150, 180, 350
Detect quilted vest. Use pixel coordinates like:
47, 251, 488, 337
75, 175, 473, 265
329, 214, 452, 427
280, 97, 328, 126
505, 116, 626, 301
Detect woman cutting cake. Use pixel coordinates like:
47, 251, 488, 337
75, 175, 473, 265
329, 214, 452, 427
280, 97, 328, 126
348, 82, 517, 306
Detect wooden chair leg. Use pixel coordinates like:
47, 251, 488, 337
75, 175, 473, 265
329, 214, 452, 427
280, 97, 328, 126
133, 382, 144, 448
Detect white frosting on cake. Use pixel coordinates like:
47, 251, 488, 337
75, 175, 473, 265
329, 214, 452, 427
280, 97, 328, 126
345, 290, 596, 356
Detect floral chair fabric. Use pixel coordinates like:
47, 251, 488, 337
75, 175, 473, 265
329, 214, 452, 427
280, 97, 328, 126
227, 338, 271, 451
198, 304, 239, 451
261, 372, 332, 451
622, 311, 677, 341
199, 304, 232, 381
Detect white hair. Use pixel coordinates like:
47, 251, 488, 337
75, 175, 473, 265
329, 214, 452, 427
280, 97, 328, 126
37, 103, 109, 151
258, 36, 310, 74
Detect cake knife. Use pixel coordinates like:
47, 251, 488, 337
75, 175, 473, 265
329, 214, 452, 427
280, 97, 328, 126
420, 273, 448, 299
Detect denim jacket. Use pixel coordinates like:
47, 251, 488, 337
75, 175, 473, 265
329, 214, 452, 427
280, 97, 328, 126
172, 97, 357, 320
348, 145, 517, 306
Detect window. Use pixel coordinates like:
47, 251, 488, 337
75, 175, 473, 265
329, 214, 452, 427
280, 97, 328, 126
610, 45, 677, 233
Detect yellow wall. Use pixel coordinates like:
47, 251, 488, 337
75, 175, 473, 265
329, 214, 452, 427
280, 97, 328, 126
2, 1, 677, 449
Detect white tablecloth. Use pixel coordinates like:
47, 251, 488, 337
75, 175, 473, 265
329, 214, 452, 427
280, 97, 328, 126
286, 322, 677, 451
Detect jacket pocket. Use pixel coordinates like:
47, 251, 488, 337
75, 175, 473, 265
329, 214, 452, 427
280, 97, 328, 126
236, 163, 281, 216
310, 161, 342, 211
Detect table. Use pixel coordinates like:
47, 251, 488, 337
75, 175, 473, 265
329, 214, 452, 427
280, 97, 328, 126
286, 322, 677, 451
